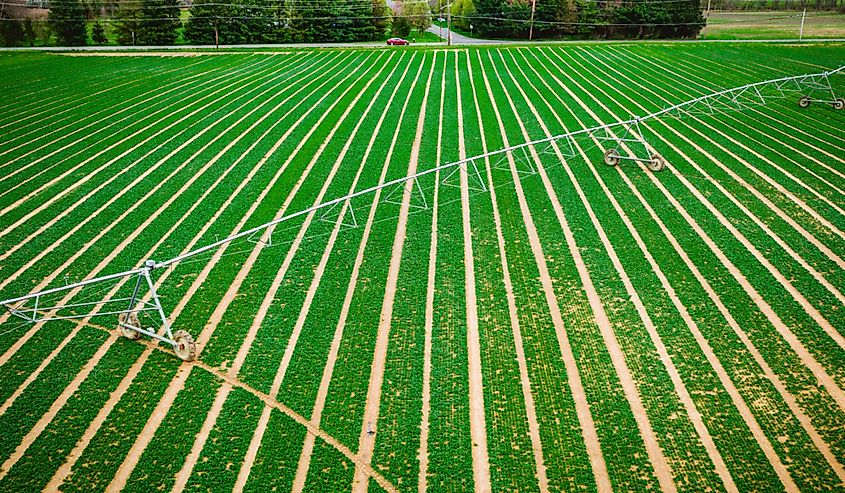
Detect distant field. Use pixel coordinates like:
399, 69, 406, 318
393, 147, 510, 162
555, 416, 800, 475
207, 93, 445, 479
0, 43, 844, 492
703, 11, 845, 39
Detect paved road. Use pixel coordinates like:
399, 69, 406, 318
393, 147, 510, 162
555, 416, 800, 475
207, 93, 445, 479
426, 25, 506, 44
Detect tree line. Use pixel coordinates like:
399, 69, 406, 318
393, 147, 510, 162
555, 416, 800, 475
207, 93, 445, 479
449, 0, 706, 39
1, 0, 435, 46
4, 0, 789, 46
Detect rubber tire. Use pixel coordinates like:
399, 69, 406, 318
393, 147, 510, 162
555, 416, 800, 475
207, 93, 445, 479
834, 98, 844, 110
604, 149, 619, 166
648, 154, 665, 172
173, 330, 196, 362
118, 312, 141, 340
798, 96, 811, 108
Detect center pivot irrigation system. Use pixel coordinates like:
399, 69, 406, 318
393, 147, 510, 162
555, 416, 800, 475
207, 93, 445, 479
1, 65, 842, 362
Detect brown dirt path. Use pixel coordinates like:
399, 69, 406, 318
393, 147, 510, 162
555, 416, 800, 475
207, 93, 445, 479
288, 56, 419, 493
469, 53, 549, 492
351, 56, 433, 493
501, 49, 737, 492
40, 323, 399, 493
456, 51, 494, 493
473, 51, 620, 492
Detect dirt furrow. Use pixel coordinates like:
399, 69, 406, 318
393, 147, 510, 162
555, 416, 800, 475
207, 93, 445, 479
234, 51, 405, 493
0, 52, 344, 489
518, 46, 844, 489
0, 55, 281, 255
577, 50, 845, 351
0, 56, 215, 138
0, 334, 119, 481
477, 50, 678, 493
0, 56, 266, 202
0, 54, 250, 175
0, 52, 348, 368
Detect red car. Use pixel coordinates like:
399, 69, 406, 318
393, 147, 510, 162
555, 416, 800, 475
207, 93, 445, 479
387, 37, 410, 46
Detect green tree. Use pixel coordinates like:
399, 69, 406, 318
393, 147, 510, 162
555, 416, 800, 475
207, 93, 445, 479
392, 14, 412, 36
137, 0, 180, 45
450, 0, 474, 31
48, 0, 88, 46
23, 19, 36, 46
471, 0, 506, 36
399, 0, 432, 32
289, 0, 378, 42
114, 0, 142, 44
0, 4, 26, 47
370, 0, 391, 39
92, 21, 107, 43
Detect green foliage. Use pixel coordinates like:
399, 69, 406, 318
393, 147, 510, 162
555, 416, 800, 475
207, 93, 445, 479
471, 0, 704, 39
392, 14, 412, 36
185, 0, 287, 45
113, 0, 142, 44
450, 0, 474, 30
91, 21, 107, 44
48, 0, 88, 46
0, 15, 25, 47
137, 0, 180, 45
393, 0, 432, 33
289, 0, 382, 43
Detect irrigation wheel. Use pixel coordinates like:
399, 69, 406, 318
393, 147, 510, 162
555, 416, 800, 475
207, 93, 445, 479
604, 149, 620, 166
798, 96, 811, 108
118, 312, 141, 340
648, 154, 666, 172
834, 98, 844, 110
173, 330, 196, 362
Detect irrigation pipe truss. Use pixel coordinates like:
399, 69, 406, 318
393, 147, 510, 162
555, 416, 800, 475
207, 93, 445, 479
1, 63, 843, 360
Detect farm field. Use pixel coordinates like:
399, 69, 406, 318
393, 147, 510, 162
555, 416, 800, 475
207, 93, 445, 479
0, 42, 844, 492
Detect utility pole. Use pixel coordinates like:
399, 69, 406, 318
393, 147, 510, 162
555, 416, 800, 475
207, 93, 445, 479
447, 1, 452, 46
799, 7, 806, 41
529, 0, 536, 40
